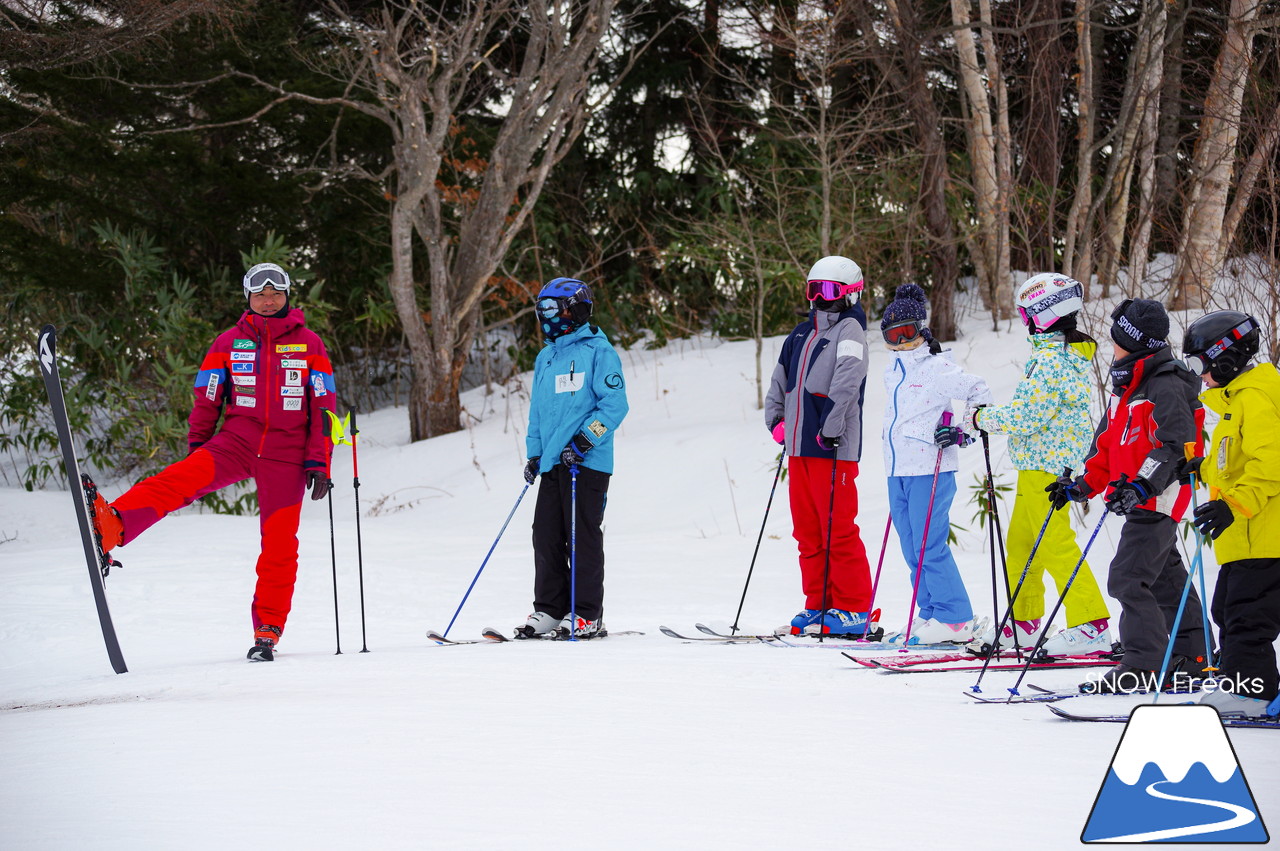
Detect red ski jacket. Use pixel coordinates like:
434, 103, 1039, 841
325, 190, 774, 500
190, 309, 337, 470
1081, 347, 1203, 520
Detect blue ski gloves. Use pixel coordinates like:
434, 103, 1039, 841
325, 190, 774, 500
559, 433, 594, 468
1046, 474, 1090, 511
305, 468, 330, 501
1176, 455, 1204, 485
1105, 475, 1153, 515
1193, 499, 1235, 539
524, 456, 541, 484
816, 432, 842, 451
933, 423, 972, 448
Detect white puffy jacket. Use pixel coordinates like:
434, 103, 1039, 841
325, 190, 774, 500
881, 344, 992, 477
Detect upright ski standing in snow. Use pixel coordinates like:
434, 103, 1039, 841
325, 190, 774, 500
36, 325, 128, 674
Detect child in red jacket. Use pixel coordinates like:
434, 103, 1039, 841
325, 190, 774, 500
1049, 298, 1207, 693
88, 263, 337, 661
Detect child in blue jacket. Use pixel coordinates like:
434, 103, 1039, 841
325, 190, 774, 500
515, 278, 629, 640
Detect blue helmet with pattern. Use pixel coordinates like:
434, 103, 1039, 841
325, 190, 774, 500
536, 277, 593, 340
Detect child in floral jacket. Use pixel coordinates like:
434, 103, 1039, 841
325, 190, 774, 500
971, 274, 1112, 656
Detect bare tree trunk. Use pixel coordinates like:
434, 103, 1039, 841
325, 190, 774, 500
1154, 0, 1187, 253
875, 0, 960, 340
1063, 0, 1096, 290
1125, 1, 1168, 292
1016, 0, 1068, 272
1169, 0, 1262, 310
1096, 0, 1165, 298
951, 0, 1010, 323
977, 0, 1013, 315
1220, 99, 1280, 258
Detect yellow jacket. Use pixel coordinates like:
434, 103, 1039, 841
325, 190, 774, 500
1199, 362, 1280, 562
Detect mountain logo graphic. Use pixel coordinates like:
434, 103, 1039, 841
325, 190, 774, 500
1082, 704, 1269, 843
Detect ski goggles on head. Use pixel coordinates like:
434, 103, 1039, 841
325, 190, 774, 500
243, 263, 292, 294
1183, 317, 1259, 374
882, 320, 922, 345
806, 278, 863, 301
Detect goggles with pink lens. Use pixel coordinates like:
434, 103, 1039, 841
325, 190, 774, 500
806, 278, 863, 301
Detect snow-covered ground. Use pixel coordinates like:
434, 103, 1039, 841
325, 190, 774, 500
2, 299, 1277, 849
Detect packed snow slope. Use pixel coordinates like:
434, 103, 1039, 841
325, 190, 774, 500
2, 301, 1278, 849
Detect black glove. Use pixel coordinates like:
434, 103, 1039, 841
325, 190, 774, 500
523, 457, 540, 484
816, 432, 842, 451
559, 433, 593, 468
306, 470, 331, 501
969, 405, 988, 436
1105, 475, 1153, 515
1192, 499, 1235, 539
1046, 474, 1090, 511
1176, 455, 1204, 486
934, 424, 971, 448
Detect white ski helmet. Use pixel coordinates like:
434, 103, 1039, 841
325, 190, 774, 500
806, 255, 864, 302
1015, 273, 1084, 332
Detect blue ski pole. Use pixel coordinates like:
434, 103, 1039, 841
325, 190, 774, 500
440, 483, 530, 639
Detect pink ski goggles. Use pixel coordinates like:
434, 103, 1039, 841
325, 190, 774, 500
806, 278, 864, 301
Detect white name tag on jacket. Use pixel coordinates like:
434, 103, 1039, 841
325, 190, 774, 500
555, 372, 585, 393
837, 339, 864, 360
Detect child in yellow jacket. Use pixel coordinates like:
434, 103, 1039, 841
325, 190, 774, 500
1181, 310, 1280, 718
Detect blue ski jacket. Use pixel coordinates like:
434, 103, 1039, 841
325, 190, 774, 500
527, 323, 629, 475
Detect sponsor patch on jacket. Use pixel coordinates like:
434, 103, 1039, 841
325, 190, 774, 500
276, 343, 307, 353
284, 369, 303, 387
235, 396, 256, 407
555, 372, 585, 393
280, 386, 304, 396
232, 339, 256, 350
231, 351, 256, 361
1138, 458, 1161, 481
605, 373, 623, 389
205, 373, 220, 400
280, 358, 306, 369
231, 362, 254, 374
836, 339, 864, 360
283, 398, 302, 411
236, 385, 256, 395
232, 375, 256, 386
587, 420, 607, 438
311, 374, 328, 396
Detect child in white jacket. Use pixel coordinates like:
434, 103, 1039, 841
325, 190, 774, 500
880, 285, 992, 645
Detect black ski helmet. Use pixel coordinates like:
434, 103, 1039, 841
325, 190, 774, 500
1182, 310, 1261, 385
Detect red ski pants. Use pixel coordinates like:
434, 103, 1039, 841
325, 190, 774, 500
787, 456, 872, 611
111, 432, 307, 632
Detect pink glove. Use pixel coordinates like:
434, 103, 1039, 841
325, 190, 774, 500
771, 420, 786, 444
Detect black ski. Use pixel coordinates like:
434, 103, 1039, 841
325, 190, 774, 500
1047, 703, 1280, 729
36, 326, 127, 674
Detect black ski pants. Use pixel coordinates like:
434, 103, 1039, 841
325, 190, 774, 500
1107, 509, 1209, 671
1212, 557, 1280, 701
532, 464, 610, 621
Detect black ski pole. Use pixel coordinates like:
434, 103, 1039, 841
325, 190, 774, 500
1004, 507, 1110, 699
731, 452, 785, 635
969, 500, 1057, 691
817, 452, 839, 643
980, 431, 1012, 642
350, 406, 368, 652
440, 483, 530, 639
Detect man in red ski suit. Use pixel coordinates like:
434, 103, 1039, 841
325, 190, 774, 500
90, 263, 337, 660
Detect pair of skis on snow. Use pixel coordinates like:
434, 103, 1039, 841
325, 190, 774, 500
426, 628, 645, 645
